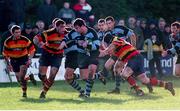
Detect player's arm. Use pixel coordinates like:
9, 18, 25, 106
33, 33, 45, 48
124, 27, 136, 47
168, 42, 180, 55
99, 43, 115, 57
130, 33, 136, 48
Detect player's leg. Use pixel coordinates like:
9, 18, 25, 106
107, 57, 122, 94
175, 56, 180, 77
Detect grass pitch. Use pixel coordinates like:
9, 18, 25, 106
0, 76, 179, 110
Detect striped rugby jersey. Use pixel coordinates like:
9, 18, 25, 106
3, 35, 35, 58
112, 37, 139, 62
36, 28, 67, 54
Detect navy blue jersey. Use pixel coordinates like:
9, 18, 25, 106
112, 25, 134, 40
168, 33, 180, 55
77, 27, 100, 54
63, 30, 80, 54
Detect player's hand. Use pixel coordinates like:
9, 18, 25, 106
38, 42, 45, 48
78, 40, 85, 46
58, 41, 67, 49
162, 50, 168, 57
82, 40, 88, 48
7, 64, 13, 72
26, 59, 32, 67
99, 50, 108, 57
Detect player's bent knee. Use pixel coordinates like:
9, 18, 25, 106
121, 67, 133, 78
137, 73, 150, 84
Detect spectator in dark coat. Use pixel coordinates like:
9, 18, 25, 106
5, 0, 26, 28
37, 0, 57, 29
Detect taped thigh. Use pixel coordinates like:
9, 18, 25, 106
121, 66, 133, 78
137, 73, 150, 84
105, 58, 115, 70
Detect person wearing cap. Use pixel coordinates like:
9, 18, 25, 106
2, 25, 36, 98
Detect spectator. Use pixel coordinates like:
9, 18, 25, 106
37, 0, 57, 29
22, 23, 34, 42
144, 20, 164, 79
32, 25, 39, 35
128, 16, 144, 50
158, 18, 166, 32
73, 0, 95, 27
0, 23, 15, 54
5, 0, 26, 29
35, 20, 45, 33
58, 2, 75, 24
158, 18, 172, 50
118, 19, 125, 26
140, 18, 148, 40
0, 0, 7, 32
164, 24, 172, 48
136, 18, 141, 27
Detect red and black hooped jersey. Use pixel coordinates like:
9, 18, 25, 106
3, 35, 35, 58
112, 37, 139, 62
36, 28, 67, 54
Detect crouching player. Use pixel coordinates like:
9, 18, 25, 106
99, 35, 175, 96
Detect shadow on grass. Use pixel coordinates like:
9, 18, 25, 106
54, 97, 126, 104
20, 97, 54, 103
125, 91, 163, 100
20, 96, 127, 104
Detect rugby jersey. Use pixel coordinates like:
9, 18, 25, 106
168, 33, 180, 55
63, 29, 81, 54
97, 31, 106, 41
36, 28, 67, 54
102, 26, 134, 46
3, 35, 35, 58
111, 25, 134, 40
77, 27, 100, 53
112, 37, 139, 62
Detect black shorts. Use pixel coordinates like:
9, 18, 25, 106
89, 50, 99, 65
65, 51, 78, 69
110, 55, 118, 61
176, 55, 180, 64
39, 49, 63, 68
78, 51, 99, 69
127, 54, 145, 77
10, 55, 28, 72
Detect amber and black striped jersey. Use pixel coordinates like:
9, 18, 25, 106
112, 37, 139, 62
3, 35, 35, 58
36, 28, 67, 54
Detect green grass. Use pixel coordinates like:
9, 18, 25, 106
0, 76, 180, 110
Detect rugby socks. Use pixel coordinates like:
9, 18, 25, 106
21, 79, 27, 93
69, 79, 84, 93
73, 73, 80, 80
115, 75, 121, 90
94, 72, 100, 79
102, 68, 108, 77
127, 76, 140, 90
16, 76, 27, 94
150, 76, 166, 87
85, 79, 94, 96
43, 79, 54, 93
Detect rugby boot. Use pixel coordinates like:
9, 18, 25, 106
165, 82, 175, 96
